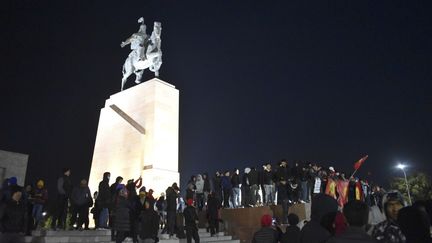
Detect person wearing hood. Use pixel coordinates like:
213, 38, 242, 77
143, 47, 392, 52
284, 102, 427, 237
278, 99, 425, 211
221, 171, 233, 208
195, 174, 205, 211
371, 190, 406, 243
327, 200, 377, 243
300, 193, 338, 243
96, 172, 111, 229
397, 205, 432, 243
242, 167, 252, 207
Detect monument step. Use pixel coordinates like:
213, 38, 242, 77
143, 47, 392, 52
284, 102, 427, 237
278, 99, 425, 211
32, 229, 111, 236
25, 235, 112, 243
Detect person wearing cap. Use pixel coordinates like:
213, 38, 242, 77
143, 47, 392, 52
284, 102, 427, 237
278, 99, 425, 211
183, 198, 200, 243
51, 168, 72, 230
371, 190, 406, 243
32, 179, 48, 229
252, 214, 278, 243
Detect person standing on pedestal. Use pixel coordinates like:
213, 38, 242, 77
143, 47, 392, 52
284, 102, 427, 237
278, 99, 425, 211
221, 171, 232, 208
51, 168, 72, 230
231, 169, 241, 208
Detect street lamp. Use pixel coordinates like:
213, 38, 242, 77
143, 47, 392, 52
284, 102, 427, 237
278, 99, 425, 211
397, 163, 412, 205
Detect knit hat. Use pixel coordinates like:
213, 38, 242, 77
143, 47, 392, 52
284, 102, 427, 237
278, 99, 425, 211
382, 190, 406, 210
187, 199, 194, 206
260, 214, 272, 227
9, 177, 17, 185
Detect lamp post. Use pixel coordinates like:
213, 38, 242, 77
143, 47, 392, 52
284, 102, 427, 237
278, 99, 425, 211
397, 164, 412, 205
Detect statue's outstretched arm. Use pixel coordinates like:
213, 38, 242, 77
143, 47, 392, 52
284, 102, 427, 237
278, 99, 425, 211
120, 37, 132, 48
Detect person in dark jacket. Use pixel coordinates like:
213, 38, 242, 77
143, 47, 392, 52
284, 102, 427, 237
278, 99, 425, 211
276, 177, 289, 224
249, 167, 260, 206
327, 200, 377, 243
71, 179, 92, 230
97, 172, 111, 228
221, 171, 232, 208
183, 199, 200, 243
206, 192, 220, 236
32, 179, 48, 229
300, 193, 338, 243
278, 213, 300, 243
166, 183, 180, 239
262, 163, 275, 205
252, 214, 278, 243
242, 167, 252, 207
0, 190, 27, 243
114, 188, 132, 243
51, 168, 72, 230
202, 173, 211, 206
138, 201, 160, 243
397, 205, 432, 243
212, 172, 222, 207
231, 169, 241, 208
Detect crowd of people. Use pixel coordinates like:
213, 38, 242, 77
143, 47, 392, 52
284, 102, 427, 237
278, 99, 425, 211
0, 159, 431, 243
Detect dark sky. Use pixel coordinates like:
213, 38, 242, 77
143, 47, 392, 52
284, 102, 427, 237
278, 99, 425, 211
1, 1, 432, 190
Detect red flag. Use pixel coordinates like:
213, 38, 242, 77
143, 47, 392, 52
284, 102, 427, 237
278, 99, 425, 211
353, 155, 368, 170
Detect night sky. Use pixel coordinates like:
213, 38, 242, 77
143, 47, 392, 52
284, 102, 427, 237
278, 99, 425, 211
1, 1, 432, 191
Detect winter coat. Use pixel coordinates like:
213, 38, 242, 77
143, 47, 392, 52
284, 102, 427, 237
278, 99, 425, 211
139, 208, 159, 240
97, 173, 111, 208
221, 176, 232, 190
262, 170, 274, 185
71, 186, 92, 207
114, 197, 131, 232
183, 205, 198, 228
165, 187, 177, 212
280, 225, 300, 243
300, 193, 338, 243
33, 187, 48, 205
0, 199, 27, 233
195, 175, 204, 194
203, 174, 211, 192
249, 169, 259, 185
212, 176, 222, 193
206, 195, 220, 220
252, 226, 279, 243
276, 166, 289, 182
57, 175, 72, 197
231, 174, 241, 188
327, 226, 378, 243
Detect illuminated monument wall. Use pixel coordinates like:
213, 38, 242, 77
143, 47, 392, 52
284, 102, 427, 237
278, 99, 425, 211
88, 78, 179, 196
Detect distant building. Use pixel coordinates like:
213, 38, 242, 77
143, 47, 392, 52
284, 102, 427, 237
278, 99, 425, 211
0, 149, 29, 186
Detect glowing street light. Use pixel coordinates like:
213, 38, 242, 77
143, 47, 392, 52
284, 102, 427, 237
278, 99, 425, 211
396, 163, 412, 205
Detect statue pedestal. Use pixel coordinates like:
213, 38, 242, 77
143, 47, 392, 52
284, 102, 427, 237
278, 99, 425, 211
89, 78, 179, 196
